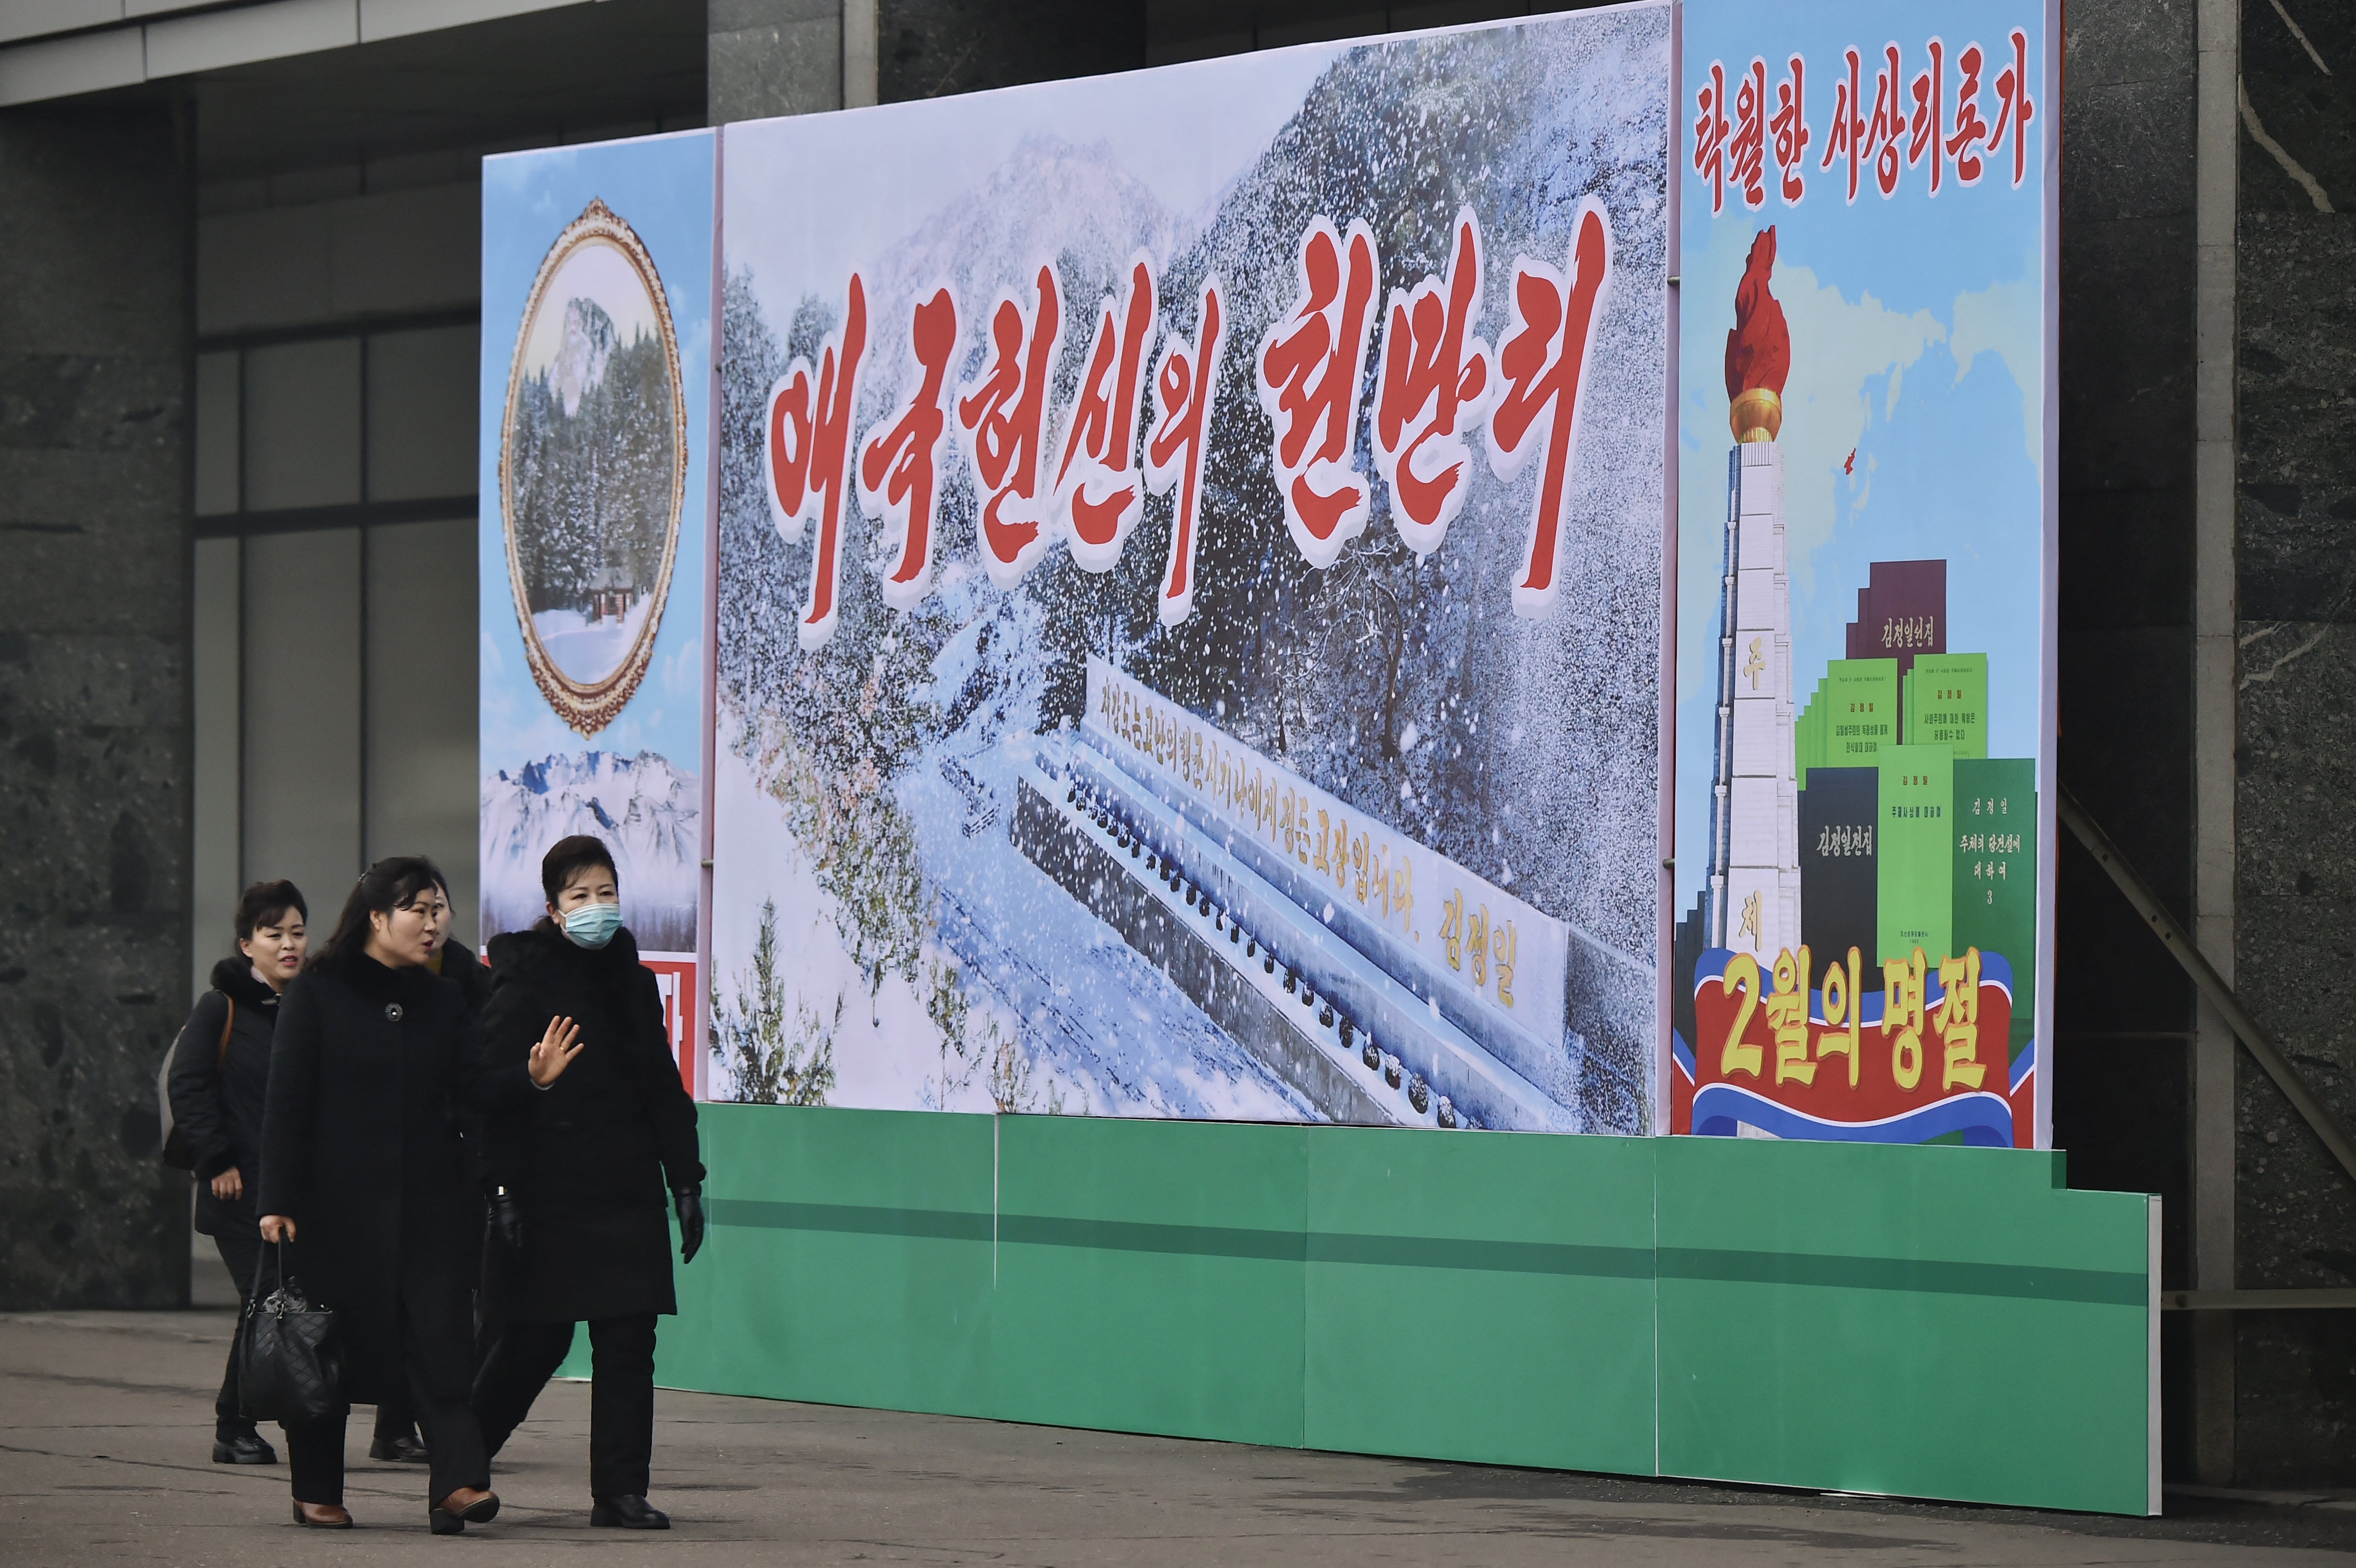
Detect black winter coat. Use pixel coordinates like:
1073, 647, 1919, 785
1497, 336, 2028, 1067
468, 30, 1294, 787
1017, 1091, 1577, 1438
480, 923, 703, 1325
257, 947, 534, 1405
434, 936, 493, 1018
433, 935, 496, 1200
166, 958, 281, 1240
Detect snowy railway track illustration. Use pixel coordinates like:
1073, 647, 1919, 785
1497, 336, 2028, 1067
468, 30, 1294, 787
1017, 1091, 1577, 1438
1011, 749, 1573, 1132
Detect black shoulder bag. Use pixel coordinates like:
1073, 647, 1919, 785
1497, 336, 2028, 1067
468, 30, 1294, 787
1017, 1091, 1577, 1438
157, 993, 233, 1171
235, 1240, 345, 1424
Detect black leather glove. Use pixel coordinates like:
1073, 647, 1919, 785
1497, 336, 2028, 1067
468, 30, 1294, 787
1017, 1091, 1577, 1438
674, 1184, 705, 1264
488, 1188, 525, 1254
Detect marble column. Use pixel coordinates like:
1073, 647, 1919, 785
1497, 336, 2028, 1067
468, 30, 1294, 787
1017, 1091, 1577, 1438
0, 100, 194, 1309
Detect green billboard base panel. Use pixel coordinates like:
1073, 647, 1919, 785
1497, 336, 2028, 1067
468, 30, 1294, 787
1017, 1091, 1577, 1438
1303, 1123, 1658, 1474
598, 1104, 2156, 1515
992, 1114, 1309, 1446
1654, 1137, 2156, 1515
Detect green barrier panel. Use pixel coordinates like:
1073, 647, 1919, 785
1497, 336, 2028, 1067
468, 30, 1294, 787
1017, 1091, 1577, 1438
1654, 1137, 2155, 1514
644, 1104, 998, 1417
603, 1103, 2151, 1513
991, 1114, 1308, 1447
1302, 1125, 1658, 1474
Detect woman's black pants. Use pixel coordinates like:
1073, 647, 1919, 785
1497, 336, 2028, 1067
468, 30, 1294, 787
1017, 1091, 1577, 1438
285, 1290, 490, 1508
473, 1315, 658, 1499
209, 1227, 262, 1435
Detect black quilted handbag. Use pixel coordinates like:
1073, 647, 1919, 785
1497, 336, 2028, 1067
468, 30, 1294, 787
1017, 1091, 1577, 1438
235, 1240, 345, 1424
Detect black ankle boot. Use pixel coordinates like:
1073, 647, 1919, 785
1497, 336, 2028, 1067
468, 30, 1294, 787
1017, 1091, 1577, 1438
590, 1494, 670, 1529
369, 1432, 430, 1463
212, 1426, 277, 1464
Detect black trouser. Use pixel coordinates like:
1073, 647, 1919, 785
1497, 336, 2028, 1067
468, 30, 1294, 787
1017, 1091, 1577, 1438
474, 1315, 657, 1499
286, 1293, 491, 1509
372, 1389, 417, 1449
210, 1226, 263, 1435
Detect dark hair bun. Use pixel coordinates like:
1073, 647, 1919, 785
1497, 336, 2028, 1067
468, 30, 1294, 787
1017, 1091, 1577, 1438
235, 879, 307, 942
541, 835, 620, 905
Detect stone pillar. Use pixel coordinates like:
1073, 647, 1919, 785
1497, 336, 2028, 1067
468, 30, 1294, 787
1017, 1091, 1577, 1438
708, 0, 1144, 127
2229, 0, 2356, 1490
2048, 0, 2201, 1479
709, 0, 847, 125
0, 101, 194, 1309
2190, 0, 2240, 1488
876, 0, 1143, 102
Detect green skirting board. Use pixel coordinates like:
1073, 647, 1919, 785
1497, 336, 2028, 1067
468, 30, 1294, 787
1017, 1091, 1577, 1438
565, 1103, 2157, 1515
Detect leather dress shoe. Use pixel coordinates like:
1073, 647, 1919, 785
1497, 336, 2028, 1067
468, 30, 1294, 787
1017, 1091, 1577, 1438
292, 1501, 353, 1529
213, 1429, 277, 1464
429, 1487, 499, 1535
591, 1494, 671, 1529
369, 1433, 430, 1463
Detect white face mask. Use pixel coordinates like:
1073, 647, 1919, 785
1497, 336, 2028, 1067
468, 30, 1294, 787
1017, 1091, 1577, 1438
562, 903, 623, 949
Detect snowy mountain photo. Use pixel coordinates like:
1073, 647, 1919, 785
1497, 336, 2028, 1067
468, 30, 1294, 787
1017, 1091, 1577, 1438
480, 750, 701, 951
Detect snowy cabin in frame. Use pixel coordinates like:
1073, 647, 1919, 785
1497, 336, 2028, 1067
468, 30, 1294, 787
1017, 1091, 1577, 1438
589, 563, 634, 623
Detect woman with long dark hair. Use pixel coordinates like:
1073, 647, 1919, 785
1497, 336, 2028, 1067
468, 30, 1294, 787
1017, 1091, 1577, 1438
166, 878, 307, 1466
471, 834, 704, 1530
258, 856, 583, 1532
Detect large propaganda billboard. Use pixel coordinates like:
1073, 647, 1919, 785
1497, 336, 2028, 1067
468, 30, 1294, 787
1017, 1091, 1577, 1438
476, 0, 2066, 1149
1667, 0, 2060, 1145
478, 131, 716, 1086
708, 7, 1673, 1131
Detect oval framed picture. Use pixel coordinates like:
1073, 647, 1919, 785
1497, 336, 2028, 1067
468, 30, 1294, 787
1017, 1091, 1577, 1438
499, 198, 689, 737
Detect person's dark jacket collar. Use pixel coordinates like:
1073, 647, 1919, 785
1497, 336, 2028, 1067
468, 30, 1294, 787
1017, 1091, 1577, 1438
207, 956, 282, 1011
317, 941, 433, 999
433, 935, 495, 1019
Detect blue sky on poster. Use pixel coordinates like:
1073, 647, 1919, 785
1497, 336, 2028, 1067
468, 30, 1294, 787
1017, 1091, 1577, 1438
1671, 0, 2050, 913
478, 130, 713, 774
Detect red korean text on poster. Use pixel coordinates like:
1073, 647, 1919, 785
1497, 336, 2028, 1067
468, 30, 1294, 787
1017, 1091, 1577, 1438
1256, 217, 1378, 569
1488, 196, 1612, 621
1054, 254, 1158, 574
1769, 53, 1810, 202
1672, 945, 2031, 1146
765, 273, 870, 650
1143, 276, 1226, 627
858, 283, 960, 611
959, 262, 1064, 588
1372, 207, 1495, 557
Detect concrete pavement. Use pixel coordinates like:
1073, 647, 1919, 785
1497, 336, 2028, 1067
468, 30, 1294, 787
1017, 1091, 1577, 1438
3, 1308, 2352, 1565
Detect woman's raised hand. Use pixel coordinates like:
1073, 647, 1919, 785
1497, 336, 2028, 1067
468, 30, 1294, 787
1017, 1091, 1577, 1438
528, 1015, 585, 1086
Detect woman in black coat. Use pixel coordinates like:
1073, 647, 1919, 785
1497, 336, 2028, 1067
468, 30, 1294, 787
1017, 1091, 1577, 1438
368, 872, 496, 1468
166, 879, 307, 1465
257, 856, 582, 1532
472, 834, 704, 1531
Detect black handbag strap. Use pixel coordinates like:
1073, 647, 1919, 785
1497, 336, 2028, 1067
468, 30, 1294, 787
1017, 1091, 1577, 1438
248, 1237, 289, 1303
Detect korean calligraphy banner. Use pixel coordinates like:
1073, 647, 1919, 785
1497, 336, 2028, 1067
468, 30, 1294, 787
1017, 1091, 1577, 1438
709, 7, 1672, 1131
478, 131, 716, 1089
1668, 0, 2061, 1145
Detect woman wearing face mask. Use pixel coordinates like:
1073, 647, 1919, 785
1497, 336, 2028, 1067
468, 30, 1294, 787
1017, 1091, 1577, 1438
166, 879, 307, 1466
257, 856, 583, 1532
471, 835, 704, 1532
